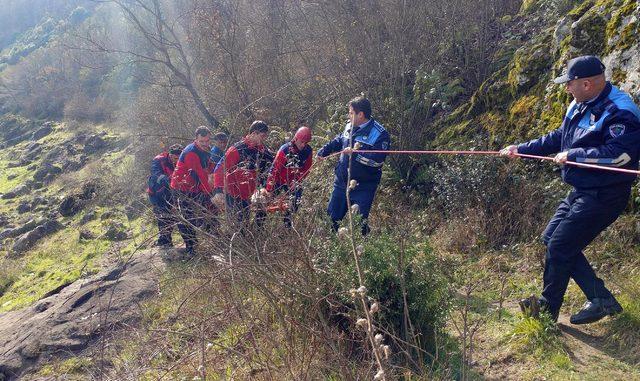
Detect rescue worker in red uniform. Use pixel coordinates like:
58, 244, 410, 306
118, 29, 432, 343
262, 126, 313, 227
170, 126, 216, 256
212, 121, 271, 226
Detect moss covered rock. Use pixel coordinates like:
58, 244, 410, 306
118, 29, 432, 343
605, 0, 639, 52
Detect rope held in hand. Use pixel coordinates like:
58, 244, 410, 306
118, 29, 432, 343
346, 149, 640, 176
260, 148, 640, 213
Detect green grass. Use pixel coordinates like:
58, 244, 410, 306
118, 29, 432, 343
0, 210, 149, 312
604, 272, 640, 361
0, 120, 146, 312
0, 147, 33, 194
510, 314, 563, 355
0, 226, 110, 311
35, 356, 92, 379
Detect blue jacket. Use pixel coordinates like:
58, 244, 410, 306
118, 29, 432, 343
518, 83, 640, 189
318, 118, 390, 186
210, 145, 225, 166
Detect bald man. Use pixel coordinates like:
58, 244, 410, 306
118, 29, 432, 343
501, 55, 640, 324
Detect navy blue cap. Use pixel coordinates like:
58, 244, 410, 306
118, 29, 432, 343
553, 55, 605, 84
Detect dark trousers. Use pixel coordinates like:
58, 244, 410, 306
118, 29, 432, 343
175, 192, 210, 251
226, 194, 251, 227
327, 180, 378, 235
153, 206, 177, 245
541, 185, 630, 317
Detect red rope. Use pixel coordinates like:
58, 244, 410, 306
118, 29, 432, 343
260, 148, 639, 213
350, 149, 640, 176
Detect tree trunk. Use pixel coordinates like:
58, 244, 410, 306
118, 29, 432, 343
185, 82, 220, 128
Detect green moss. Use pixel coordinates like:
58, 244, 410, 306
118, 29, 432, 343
38, 356, 92, 378
0, 258, 20, 297
508, 95, 542, 141
605, 0, 639, 52
466, 67, 513, 117
0, 123, 78, 194
570, 10, 607, 55
477, 112, 509, 147
567, 0, 594, 19
0, 212, 147, 312
614, 21, 639, 52
520, 0, 541, 14
558, 34, 573, 57
538, 86, 571, 135
490, 39, 521, 74
509, 95, 540, 118
39, 128, 74, 147
0, 227, 109, 311
612, 67, 628, 83
433, 120, 477, 147
0, 163, 32, 194
507, 42, 552, 96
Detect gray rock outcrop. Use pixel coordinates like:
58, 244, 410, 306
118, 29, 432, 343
0, 249, 165, 380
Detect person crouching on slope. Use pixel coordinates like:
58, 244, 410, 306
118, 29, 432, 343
212, 121, 271, 227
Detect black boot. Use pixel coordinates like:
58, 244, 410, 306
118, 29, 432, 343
569, 296, 623, 325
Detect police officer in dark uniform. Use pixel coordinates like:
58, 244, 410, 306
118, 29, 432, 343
501, 55, 640, 324
317, 96, 390, 235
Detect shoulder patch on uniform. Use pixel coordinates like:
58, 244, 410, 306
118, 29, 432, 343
609, 123, 626, 138
373, 121, 386, 132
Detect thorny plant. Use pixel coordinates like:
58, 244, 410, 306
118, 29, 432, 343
343, 139, 388, 380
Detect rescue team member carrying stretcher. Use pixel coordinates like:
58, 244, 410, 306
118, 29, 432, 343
261, 126, 313, 227
317, 96, 390, 235
501, 55, 640, 324
170, 126, 216, 257
147, 144, 182, 247
212, 121, 272, 227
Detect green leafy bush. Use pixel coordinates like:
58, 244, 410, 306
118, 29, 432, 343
319, 231, 450, 359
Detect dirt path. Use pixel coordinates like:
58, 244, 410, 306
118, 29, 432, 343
556, 313, 640, 379
557, 314, 610, 370
473, 302, 640, 380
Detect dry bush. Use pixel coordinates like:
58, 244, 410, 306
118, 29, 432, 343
63, 93, 115, 122
95, 181, 457, 379
423, 157, 557, 251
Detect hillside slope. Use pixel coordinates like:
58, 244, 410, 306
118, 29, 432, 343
0, 0, 639, 379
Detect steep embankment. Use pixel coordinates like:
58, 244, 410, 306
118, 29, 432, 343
0, 249, 165, 379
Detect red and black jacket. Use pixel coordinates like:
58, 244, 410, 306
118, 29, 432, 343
170, 142, 215, 194
265, 142, 312, 192
148, 152, 175, 205
213, 137, 271, 200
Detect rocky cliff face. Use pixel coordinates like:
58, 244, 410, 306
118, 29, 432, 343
434, 0, 639, 148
